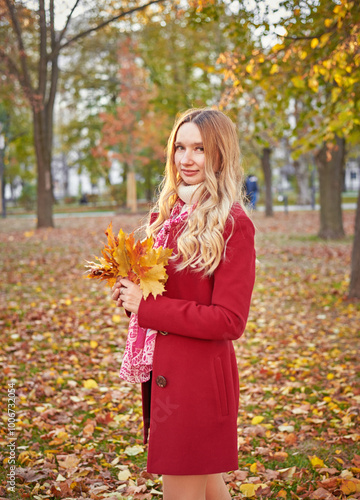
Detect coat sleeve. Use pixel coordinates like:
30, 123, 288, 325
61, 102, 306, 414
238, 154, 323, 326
137, 213, 256, 341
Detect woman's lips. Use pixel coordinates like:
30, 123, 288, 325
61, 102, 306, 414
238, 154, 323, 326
182, 170, 198, 176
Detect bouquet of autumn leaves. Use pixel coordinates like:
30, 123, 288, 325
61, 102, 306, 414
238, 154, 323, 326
85, 223, 172, 299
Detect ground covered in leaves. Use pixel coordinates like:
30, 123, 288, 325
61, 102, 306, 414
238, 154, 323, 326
0, 210, 359, 500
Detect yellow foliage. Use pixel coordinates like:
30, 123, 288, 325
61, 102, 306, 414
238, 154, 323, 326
250, 462, 258, 473
331, 87, 342, 103
86, 223, 172, 299
251, 415, 265, 425
308, 77, 319, 92
272, 43, 285, 53
291, 76, 306, 89
83, 379, 98, 389
240, 484, 264, 497
324, 18, 333, 27
112, 314, 121, 324
311, 38, 319, 49
320, 33, 331, 47
333, 4, 343, 14
308, 455, 325, 468
246, 63, 254, 74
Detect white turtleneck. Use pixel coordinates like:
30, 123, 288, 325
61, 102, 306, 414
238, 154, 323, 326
177, 182, 203, 213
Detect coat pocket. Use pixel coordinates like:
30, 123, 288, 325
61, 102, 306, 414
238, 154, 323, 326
214, 356, 229, 417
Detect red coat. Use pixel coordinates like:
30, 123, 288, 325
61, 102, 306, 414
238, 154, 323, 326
138, 203, 256, 475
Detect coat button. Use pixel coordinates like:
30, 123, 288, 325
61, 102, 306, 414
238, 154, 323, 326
156, 375, 167, 388
160, 330, 168, 336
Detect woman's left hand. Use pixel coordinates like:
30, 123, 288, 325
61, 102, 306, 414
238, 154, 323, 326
117, 278, 143, 314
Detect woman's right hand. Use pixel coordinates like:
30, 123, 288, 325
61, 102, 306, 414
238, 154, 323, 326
111, 278, 123, 307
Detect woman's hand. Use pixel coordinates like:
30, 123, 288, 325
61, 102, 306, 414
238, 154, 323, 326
111, 278, 143, 314
111, 279, 123, 307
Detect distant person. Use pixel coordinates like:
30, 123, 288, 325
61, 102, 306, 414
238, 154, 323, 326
245, 174, 258, 209
79, 193, 88, 205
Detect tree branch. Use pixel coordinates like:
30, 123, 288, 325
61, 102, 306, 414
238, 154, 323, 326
9, 131, 28, 143
4, 0, 33, 96
0, 50, 22, 83
57, 0, 82, 46
50, 0, 56, 50
284, 35, 321, 40
48, 0, 59, 115
283, 23, 340, 43
59, 0, 165, 52
0, 49, 32, 102
38, 0, 48, 97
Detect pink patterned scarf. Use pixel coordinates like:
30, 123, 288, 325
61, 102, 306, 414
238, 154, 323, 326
119, 199, 189, 383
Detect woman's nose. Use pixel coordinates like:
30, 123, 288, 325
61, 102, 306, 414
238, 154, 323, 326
181, 149, 193, 165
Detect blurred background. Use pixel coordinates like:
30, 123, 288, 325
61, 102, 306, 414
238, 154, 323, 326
1, 0, 360, 296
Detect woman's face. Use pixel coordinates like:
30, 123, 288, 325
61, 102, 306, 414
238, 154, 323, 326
174, 122, 206, 185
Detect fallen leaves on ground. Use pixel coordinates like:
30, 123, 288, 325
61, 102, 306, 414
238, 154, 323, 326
0, 210, 359, 499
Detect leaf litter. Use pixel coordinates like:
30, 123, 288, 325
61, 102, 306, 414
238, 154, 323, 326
0, 210, 359, 499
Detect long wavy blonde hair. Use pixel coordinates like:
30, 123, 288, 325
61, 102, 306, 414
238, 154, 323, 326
147, 108, 247, 276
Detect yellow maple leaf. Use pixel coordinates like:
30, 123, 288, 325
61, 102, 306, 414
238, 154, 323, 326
57, 455, 80, 469
251, 416, 265, 425
250, 462, 258, 473
309, 455, 325, 468
140, 267, 167, 299
83, 379, 98, 389
240, 484, 264, 498
113, 229, 131, 276
118, 469, 131, 481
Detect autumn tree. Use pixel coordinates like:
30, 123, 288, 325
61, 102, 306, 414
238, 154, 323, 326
270, 0, 360, 296
54, 20, 121, 196
93, 36, 167, 211
221, 0, 360, 297
138, 1, 238, 116
0, 0, 166, 228
217, 47, 291, 217
93, 3, 242, 209
0, 87, 34, 216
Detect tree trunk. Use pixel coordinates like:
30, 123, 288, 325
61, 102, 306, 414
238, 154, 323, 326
33, 108, 54, 227
0, 144, 5, 218
261, 147, 273, 217
61, 153, 69, 197
127, 170, 137, 212
315, 136, 345, 239
144, 163, 153, 201
293, 156, 311, 205
349, 189, 360, 299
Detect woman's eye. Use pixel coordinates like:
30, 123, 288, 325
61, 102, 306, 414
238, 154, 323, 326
196, 147, 204, 152
175, 145, 184, 151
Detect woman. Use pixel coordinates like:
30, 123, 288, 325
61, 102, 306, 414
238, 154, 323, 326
112, 108, 256, 500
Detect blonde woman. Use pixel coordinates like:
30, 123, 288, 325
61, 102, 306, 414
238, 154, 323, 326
112, 108, 256, 500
